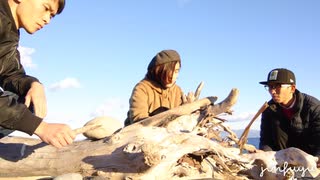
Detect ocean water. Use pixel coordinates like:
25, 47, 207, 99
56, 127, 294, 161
247, 137, 259, 148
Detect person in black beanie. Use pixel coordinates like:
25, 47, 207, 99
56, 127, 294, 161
259, 68, 320, 167
124, 49, 194, 126
0, 0, 75, 148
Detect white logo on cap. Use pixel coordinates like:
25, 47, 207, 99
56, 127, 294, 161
269, 70, 278, 81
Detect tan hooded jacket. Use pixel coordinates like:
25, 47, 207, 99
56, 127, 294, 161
125, 78, 183, 125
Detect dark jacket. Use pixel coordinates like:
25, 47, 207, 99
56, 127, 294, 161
0, 0, 42, 135
259, 89, 320, 156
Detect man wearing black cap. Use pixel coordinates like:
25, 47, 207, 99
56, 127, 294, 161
259, 68, 320, 167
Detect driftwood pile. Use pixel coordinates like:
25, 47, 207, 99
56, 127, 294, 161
0, 88, 319, 179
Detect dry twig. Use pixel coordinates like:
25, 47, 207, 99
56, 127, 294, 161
237, 102, 269, 154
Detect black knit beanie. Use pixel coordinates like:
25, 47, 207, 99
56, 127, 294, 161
147, 50, 181, 70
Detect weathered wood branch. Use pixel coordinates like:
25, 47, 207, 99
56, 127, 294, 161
204, 88, 239, 116
0, 89, 235, 178
238, 101, 269, 154
194, 81, 204, 100
139, 96, 218, 127
0, 88, 318, 179
138, 88, 238, 128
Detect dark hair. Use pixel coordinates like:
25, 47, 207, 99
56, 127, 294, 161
146, 61, 181, 87
57, 0, 66, 14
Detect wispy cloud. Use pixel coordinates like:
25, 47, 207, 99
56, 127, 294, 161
49, 77, 81, 91
18, 46, 37, 68
222, 111, 262, 130
91, 98, 128, 122
224, 112, 256, 122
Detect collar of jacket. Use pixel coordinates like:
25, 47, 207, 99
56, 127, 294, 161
0, 0, 19, 32
142, 78, 175, 94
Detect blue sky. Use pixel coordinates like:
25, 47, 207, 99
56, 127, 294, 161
13, 0, 320, 137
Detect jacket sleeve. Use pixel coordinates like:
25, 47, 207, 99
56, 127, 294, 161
0, 91, 42, 135
259, 111, 274, 151
0, 14, 39, 97
309, 98, 320, 156
127, 82, 150, 123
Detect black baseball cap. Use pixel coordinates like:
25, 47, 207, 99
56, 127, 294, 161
259, 68, 296, 85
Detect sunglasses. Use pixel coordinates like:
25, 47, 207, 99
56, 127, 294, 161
264, 84, 292, 91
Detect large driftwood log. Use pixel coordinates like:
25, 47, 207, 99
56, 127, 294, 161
0, 88, 319, 179
139, 96, 218, 127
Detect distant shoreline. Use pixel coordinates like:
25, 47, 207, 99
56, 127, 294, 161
248, 137, 259, 148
